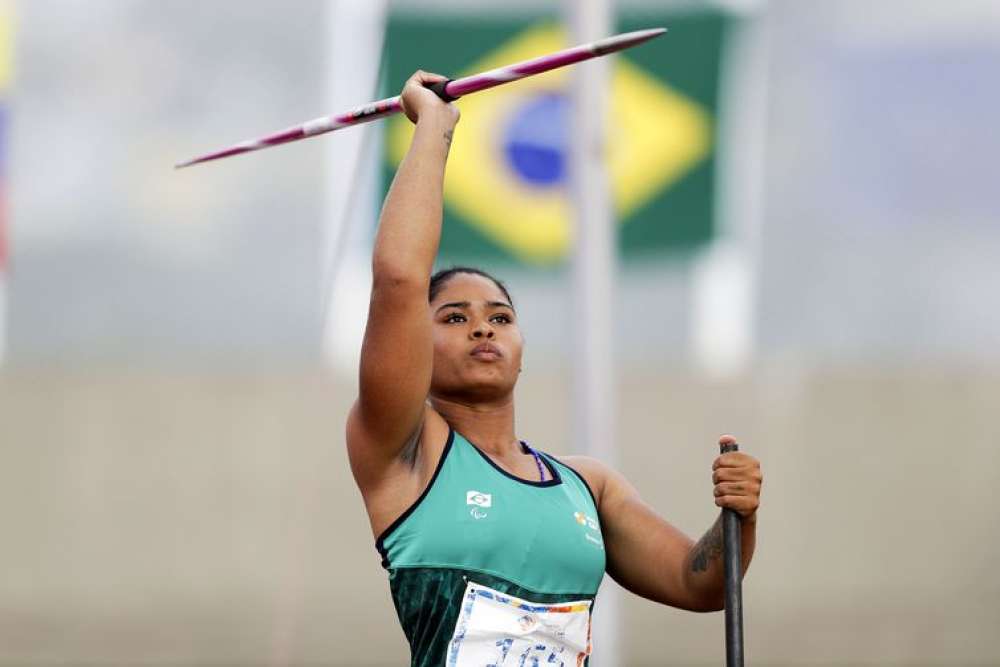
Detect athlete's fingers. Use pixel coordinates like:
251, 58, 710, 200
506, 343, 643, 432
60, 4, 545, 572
713, 451, 760, 470
712, 466, 764, 485
408, 69, 448, 86
713, 481, 761, 497
400, 70, 455, 123
715, 494, 759, 517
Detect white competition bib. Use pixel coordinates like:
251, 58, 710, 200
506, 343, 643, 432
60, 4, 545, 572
447, 581, 592, 666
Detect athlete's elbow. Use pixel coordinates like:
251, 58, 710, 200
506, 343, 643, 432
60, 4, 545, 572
650, 587, 723, 613
675, 589, 724, 613
691, 597, 725, 613
371, 264, 427, 294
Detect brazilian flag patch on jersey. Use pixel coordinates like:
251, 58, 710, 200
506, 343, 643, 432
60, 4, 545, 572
382, 10, 728, 266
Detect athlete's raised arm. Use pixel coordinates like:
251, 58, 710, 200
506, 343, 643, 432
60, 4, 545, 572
347, 71, 460, 481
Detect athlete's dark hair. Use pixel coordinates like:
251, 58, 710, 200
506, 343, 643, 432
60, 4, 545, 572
428, 266, 514, 308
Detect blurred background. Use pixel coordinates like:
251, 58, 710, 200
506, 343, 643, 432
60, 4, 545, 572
2, 0, 999, 665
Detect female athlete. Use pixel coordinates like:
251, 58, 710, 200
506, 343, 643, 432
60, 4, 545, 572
345, 70, 763, 666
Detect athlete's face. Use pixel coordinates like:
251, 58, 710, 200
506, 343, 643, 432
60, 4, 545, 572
429, 273, 524, 401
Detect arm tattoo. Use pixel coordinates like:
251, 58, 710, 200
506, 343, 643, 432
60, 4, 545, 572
690, 519, 724, 573
443, 129, 454, 153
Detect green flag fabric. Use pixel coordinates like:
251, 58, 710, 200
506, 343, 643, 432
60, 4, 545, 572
382, 10, 728, 267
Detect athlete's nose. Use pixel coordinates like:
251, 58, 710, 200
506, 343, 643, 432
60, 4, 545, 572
471, 324, 495, 339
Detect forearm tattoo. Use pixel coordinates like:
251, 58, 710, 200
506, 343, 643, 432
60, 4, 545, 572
690, 520, 724, 573
443, 129, 454, 153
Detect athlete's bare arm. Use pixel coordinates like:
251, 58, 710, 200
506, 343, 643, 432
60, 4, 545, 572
562, 445, 761, 612
346, 71, 459, 516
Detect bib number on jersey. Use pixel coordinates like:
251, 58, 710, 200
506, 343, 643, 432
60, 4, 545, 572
447, 581, 592, 666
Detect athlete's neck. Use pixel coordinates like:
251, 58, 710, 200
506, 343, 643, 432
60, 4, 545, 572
430, 395, 518, 457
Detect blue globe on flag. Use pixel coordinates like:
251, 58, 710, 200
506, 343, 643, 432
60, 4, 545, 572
502, 92, 568, 188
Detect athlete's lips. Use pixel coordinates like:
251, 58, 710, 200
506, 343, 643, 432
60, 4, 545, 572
470, 342, 502, 359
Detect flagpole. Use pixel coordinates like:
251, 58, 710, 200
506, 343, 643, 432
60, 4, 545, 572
319, 0, 387, 372
563, 2, 620, 666
691, 3, 770, 381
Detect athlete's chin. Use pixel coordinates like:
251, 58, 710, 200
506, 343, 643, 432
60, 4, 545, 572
435, 372, 518, 402
467, 374, 517, 395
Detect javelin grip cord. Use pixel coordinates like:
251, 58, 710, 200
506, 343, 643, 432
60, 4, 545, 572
427, 79, 458, 103
721, 440, 744, 666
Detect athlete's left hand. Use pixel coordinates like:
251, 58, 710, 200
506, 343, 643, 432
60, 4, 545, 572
712, 435, 762, 521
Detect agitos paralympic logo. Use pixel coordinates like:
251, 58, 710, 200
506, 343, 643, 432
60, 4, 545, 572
467, 490, 492, 520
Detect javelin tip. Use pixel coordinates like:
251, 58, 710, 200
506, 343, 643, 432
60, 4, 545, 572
593, 27, 668, 55
621, 27, 668, 42
174, 156, 209, 169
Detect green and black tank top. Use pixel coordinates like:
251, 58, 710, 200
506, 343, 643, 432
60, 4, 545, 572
376, 428, 606, 666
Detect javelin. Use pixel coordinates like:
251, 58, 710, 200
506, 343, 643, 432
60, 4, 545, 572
175, 27, 666, 169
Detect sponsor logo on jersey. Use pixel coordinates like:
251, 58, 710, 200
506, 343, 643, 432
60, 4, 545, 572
574, 511, 604, 549
573, 511, 599, 531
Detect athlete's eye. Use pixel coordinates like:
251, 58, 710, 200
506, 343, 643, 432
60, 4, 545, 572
490, 313, 512, 324
444, 312, 466, 323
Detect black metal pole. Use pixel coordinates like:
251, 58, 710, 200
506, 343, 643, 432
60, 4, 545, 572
721, 440, 744, 666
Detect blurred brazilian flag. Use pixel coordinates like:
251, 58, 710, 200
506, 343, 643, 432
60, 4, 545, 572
382, 10, 728, 266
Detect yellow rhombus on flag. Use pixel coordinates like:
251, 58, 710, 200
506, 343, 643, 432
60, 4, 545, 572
387, 23, 712, 264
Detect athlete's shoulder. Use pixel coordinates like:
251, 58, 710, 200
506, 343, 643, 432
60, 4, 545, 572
551, 455, 612, 506
554, 455, 642, 512
555, 454, 607, 474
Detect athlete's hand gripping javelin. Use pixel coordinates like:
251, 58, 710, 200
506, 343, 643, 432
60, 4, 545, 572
399, 70, 461, 126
